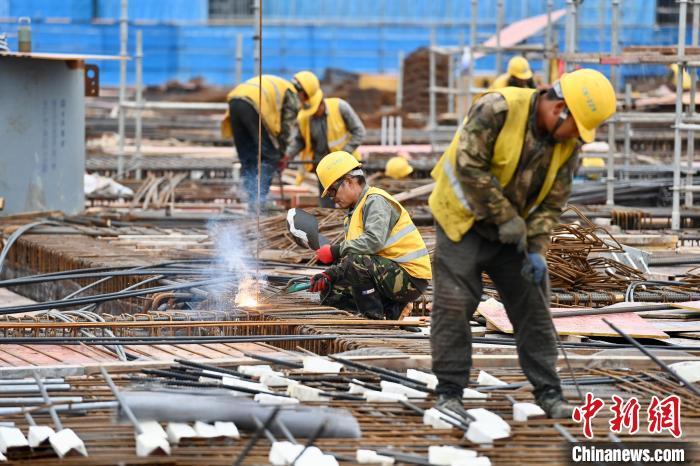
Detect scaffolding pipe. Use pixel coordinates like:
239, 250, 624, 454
134, 30, 143, 180
686, 0, 700, 207
457, 31, 465, 118
447, 47, 454, 114
606, 0, 621, 205
235, 33, 243, 85
117, 0, 128, 178
545, 0, 554, 83
610, 0, 620, 91
428, 28, 437, 149
466, 0, 477, 110
606, 122, 616, 206
673, 0, 689, 230
397, 51, 404, 110
495, 0, 504, 75
253, 0, 261, 76
623, 83, 632, 181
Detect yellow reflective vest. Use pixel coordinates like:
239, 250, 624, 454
297, 97, 359, 173
488, 73, 511, 91
428, 87, 578, 243
346, 187, 432, 279
220, 75, 295, 139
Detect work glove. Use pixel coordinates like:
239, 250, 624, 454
315, 244, 340, 264
310, 272, 332, 293
497, 216, 527, 252
521, 252, 547, 285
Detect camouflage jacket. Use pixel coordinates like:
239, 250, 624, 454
278, 89, 301, 154
456, 91, 580, 254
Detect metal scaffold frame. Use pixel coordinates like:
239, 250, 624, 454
418, 0, 700, 230
424, 0, 556, 148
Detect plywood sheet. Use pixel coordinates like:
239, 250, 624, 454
477, 299, 669, 339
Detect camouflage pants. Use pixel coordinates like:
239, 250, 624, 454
323, 253, 427, 320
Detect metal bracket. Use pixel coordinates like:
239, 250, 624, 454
84, 64, 99, 97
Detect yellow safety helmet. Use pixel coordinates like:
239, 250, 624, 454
507, 56, 533, 80
558, 69, 617, 143
670, 64, 692, 91
385, 156, 413, 179
294, 70, 323, 118
581, 156, 605, 168
316, 151, 361, 197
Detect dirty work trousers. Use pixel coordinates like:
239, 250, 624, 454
430, 225, 562, 399
228, 98, 281, 209
323, 253, 427, 320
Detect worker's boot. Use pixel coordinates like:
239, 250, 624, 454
351, 285, 385, 320
383, 301, 413, 320
536, 388, 576, 419
435, 393, 469, 422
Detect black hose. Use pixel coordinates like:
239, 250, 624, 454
0, 276, 232, 315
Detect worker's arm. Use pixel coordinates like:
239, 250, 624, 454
339, 196, 400, 256
285, 127, 305, 158
456, 93, 518, 225
525, 151, 579, 255
338, 99, 366, 152
279, 90, 301, 154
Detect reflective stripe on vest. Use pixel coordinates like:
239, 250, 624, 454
346, 187, 432, 280
428, 87, 577, 243
441, 152, 471, 212
393, 248, 430, 263
384, 223, 417, 249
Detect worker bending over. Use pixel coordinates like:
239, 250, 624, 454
489, 56, 536, 90
310, 151, 432, 320
429, 69, 616, 418
285, 71, 366, 207
221, 75, 300, 212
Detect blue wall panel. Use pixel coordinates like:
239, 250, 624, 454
0, 1, 693, 86
9, 0, 92, 20
95, 0, 207, 22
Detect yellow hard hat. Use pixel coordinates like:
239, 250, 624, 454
670, 64, 692, 91
294, 70, 323, 118
507, 56, 533, 80
316, 151, 361, 197
558, 69, 617, 143
385, 156, 413, 179
581, 156, 605, 168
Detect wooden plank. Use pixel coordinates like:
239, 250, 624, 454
477, 299, 669, 339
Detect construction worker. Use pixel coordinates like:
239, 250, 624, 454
669, 64, 692, 92
489, 56, 536, 90
385, 156, 414, 180
285, 71, 366, 207
428, 69, 616, 419
309, 151, 432, 320
221, 75, 300, 212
